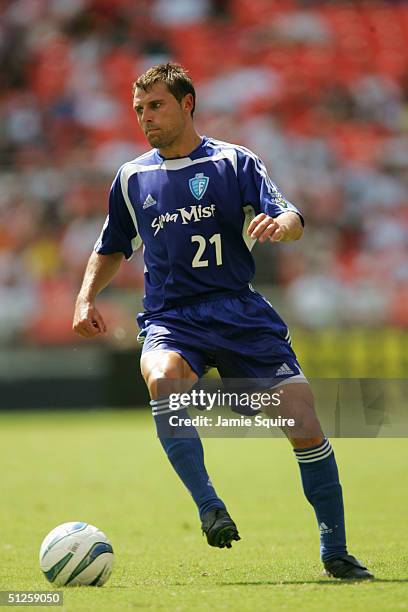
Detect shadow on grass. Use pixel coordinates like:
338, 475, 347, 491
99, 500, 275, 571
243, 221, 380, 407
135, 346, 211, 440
217, 578, 408, 586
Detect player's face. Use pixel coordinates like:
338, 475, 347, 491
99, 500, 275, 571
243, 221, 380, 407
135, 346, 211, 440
133, 83, 191, 150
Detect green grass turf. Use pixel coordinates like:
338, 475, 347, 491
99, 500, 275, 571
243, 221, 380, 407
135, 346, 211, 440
0, 410, 407, 611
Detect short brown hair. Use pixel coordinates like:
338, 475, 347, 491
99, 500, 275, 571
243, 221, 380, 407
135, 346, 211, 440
133, 63, 196, 117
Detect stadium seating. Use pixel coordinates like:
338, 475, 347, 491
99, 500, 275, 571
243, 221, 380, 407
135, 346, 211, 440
0, 0, 406, 344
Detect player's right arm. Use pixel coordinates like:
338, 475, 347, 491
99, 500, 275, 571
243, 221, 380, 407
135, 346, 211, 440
73, 251, 124, 338
73, 165, 141, 338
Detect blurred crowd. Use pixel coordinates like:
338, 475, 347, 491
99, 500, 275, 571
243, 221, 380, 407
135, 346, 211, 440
0, 0, 407, 345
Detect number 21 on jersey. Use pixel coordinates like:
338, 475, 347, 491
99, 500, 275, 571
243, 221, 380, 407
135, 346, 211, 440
191, 233, 222, 268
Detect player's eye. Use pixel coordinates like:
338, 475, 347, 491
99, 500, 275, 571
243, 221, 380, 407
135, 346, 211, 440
152, 102, 161, 109
135, 106, 143, 116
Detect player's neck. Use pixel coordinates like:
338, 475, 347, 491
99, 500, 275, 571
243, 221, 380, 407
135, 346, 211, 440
158, 129, 202, 159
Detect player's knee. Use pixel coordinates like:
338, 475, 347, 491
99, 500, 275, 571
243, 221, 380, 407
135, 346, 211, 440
141, 352, 197, 399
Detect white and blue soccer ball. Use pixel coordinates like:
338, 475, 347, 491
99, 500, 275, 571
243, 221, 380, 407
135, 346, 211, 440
39, 522, 114, 587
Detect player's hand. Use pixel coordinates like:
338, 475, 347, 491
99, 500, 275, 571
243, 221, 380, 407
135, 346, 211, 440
72, 297, 107, 338
247, 213, 287, 243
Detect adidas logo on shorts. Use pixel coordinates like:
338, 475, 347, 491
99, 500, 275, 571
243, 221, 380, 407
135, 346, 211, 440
275, 363, 294, 376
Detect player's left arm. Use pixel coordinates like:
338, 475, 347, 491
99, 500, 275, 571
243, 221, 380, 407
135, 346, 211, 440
237, 148, 304, 244
247, 211, 303, 243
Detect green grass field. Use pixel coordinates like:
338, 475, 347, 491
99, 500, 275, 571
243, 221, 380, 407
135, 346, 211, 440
1, 410, 407, 611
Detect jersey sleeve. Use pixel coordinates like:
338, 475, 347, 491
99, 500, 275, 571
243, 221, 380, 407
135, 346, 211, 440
237, 149, 304, 225
94, 167, 141, 260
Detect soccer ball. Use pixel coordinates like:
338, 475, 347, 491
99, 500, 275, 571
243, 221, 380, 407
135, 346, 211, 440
39, 522, 114, 587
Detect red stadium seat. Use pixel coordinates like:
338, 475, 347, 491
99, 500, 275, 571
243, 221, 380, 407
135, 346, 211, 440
232, 0, 294, 27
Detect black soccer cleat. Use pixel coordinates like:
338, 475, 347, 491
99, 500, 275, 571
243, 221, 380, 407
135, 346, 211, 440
323, 554, 374, 580
201, 508, 241, 549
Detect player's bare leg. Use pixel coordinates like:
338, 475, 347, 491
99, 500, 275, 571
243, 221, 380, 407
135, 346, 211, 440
263, 382, 373, 580
141, 350, 240, 549
262, 382, 323, 448
141, 350, 198, 399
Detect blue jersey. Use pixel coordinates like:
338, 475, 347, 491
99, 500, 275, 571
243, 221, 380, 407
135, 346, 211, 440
95, 136, 303, 313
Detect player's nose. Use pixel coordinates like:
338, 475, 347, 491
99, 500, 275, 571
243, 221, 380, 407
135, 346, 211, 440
141, 107, 154, 124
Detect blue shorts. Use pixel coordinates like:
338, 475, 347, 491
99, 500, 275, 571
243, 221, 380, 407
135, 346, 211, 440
137, 288, 306, 388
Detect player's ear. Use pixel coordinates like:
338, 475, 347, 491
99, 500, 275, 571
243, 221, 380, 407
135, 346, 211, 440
182, 93, 194, 116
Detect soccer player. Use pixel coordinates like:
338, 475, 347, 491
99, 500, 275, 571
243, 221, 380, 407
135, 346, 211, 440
73, 63, 373, 580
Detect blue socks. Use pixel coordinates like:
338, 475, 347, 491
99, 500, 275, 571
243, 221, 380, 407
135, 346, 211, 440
151, 399, 346, 561
151, 398, 226, 519
294, 438, 347, 561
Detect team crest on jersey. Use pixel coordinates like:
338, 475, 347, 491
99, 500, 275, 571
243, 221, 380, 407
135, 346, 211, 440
189, 173, 209, 200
